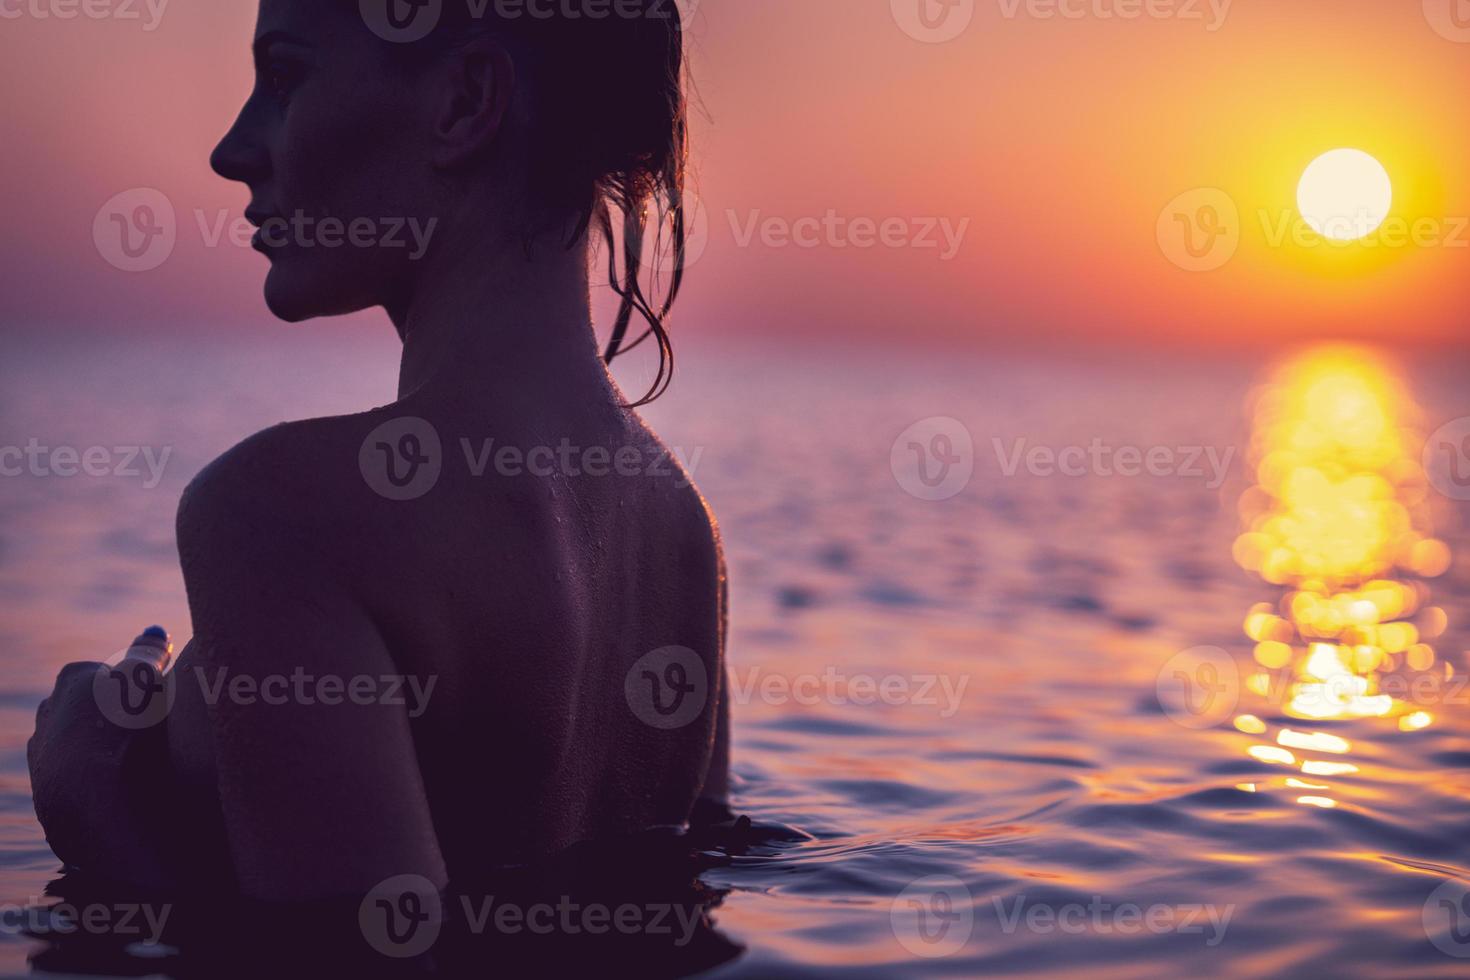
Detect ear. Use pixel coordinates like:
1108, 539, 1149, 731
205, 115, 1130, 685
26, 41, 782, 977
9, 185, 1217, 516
431, 37, 516, 170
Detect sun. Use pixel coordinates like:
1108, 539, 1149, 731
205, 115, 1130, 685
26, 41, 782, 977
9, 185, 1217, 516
1296, 149, 1393, 243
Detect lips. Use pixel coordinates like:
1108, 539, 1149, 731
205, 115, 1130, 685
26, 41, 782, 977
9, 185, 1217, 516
245, 209, 280, 253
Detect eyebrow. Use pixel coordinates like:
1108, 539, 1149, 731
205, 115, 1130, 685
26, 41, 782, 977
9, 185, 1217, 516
252, 30, 313, 61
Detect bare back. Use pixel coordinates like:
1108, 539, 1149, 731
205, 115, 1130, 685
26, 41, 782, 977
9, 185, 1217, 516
168, 395, 727, 895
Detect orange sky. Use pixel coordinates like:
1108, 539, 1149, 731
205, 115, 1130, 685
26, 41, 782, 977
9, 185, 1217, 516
2, 0, 1467, 353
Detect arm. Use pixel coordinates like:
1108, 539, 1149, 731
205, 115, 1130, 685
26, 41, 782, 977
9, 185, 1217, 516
177, 461, 447, 903
697, 667, 730, 807
694, 531, 731, 818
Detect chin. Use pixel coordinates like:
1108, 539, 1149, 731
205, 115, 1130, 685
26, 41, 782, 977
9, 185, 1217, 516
262, 264, 375, 323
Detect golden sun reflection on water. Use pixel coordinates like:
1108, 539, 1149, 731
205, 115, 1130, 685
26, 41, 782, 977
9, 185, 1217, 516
1231, 346, 1455, 807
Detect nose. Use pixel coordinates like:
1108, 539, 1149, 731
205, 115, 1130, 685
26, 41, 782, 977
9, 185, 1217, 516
210, 101, 270, 186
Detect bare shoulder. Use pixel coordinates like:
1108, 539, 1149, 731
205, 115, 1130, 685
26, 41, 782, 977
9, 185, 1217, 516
632, 426, 727, 671
179, 410, 393, 537
175, 408, 408, 597
629, 420, 724, 574
680, 480, 725, 585
173, 410, 412, 681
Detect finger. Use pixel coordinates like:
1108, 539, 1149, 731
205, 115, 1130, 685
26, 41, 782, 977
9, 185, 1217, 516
123, 647, 171, 672
122, 626, 173, 673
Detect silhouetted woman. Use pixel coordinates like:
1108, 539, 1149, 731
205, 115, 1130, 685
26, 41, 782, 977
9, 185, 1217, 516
29, 0, 730, 905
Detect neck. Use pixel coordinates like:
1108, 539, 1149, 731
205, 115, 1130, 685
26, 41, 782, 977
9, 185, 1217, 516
390, 229, 616, 411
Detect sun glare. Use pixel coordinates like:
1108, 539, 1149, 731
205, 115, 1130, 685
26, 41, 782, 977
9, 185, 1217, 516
1296, 149, 1393, 243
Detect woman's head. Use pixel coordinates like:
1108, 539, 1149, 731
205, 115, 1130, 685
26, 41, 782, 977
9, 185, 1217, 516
211, 0, 687, 402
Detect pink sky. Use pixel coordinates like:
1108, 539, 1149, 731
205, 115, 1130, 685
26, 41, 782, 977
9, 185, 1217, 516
2, 0, 1467, 353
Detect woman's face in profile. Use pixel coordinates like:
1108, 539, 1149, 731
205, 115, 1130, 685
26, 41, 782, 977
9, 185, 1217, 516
211, 0, 438, 322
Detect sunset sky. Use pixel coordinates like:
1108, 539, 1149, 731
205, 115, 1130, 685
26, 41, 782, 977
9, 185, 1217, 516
2, 0, 1467, 353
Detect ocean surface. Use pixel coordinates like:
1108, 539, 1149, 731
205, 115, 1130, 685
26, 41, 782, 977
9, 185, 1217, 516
0, 330, 1466, 977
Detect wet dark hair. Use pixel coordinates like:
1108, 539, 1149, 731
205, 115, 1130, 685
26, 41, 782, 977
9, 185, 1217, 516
359, 0, 689, 405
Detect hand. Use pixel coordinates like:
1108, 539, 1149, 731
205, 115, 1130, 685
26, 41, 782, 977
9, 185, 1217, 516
27, 627, 178, 887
